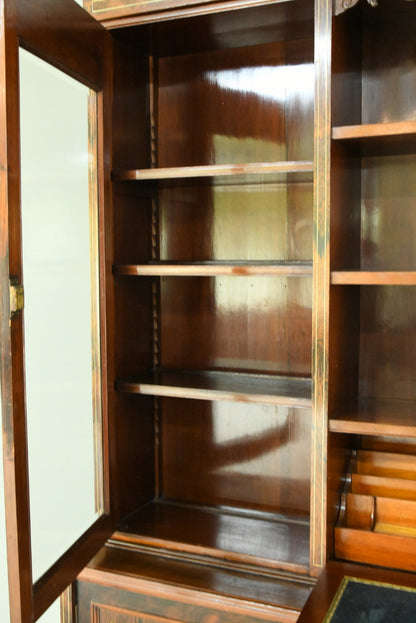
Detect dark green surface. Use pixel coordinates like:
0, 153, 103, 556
325, 576, 416, 623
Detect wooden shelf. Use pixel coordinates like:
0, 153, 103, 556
332, 121, 416, 141
329, 399, 416, 438
335, 526, 416, 573
331, 271, 416, 285
116, 370, 312, 408
114, 261, 313, 278
330, 415, 416, 438
112, 500, 311, 575
112, 161, 314, 182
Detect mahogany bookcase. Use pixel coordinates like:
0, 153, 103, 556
1, 0, 416, 621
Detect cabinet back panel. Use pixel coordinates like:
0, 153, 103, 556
360, 152, 416, 271
157, 39, 314, 167
113, 189, 153, 265
330, 148, 416, 272
159, 276, 312, 375
331, 9, 362, 128
359, 287, 416, 402
160, 398, 311, 516
361, 10, 416, 125
328, 286, 360, 411
159, 182, 312, 262
112, 39, 150, 170
330, 142, 361, 271
332, 0, 416, 126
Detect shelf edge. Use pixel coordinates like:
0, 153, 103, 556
114, 263, 314, 277
331, 271, 416, 285
332, 121, 416, 141
118, 380, 312, 408
329, 419, 416, 438
113, 161, 314, 181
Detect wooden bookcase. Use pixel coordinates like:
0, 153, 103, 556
1, 0, 416, 622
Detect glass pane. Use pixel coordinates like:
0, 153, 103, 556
19, 48, 103, 582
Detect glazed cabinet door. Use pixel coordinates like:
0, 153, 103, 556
0, 1, 113, 622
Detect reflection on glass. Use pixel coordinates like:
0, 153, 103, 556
19, 48, 102, 582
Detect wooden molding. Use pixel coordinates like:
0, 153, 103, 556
334, 0, 378, 16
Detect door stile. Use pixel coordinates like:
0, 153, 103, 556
95, 54, 114, 524
311, 0, 332, 576
0, 2, 33, 621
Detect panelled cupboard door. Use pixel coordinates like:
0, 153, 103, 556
0, 1, 114, 622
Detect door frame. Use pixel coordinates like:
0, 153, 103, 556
0, 1, 114, 621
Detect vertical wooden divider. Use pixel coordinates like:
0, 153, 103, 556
311, 0, 332, 575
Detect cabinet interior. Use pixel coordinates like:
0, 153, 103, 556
328, 0, 416, 571
6, 1, 416, 620
108, 0, 315, 575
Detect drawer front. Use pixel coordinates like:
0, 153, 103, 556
91, 603, 188, 623
77, 580, 301, 623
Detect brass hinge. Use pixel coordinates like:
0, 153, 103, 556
9, 278, 24, 318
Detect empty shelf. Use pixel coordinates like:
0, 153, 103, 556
114, 261, 313, 277
332, 121, 416, 141
116, 370, 312, 408
113, 500, 310, 575
330, 399, 416, 438
113, 161, 314, 182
